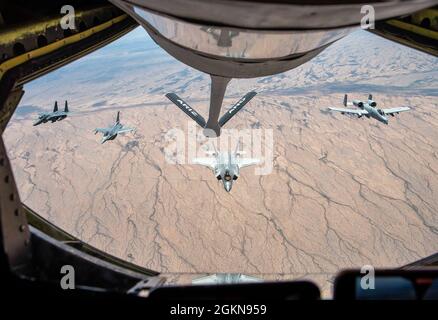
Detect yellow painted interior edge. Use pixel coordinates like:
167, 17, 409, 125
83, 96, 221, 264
0, 14, 128, 81
17, 24, 135, 86
0, 5, 116, 45
386, 19, 438, 40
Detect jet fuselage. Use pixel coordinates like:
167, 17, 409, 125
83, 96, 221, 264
214, 153, 240, 192
352, 99, 388, 124
33, 111, 68, 126
101, 122, 124, 143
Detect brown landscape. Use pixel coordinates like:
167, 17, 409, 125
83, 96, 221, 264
3, 28, 438, 297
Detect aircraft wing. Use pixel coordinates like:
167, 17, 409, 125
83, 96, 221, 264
237, 158, 260, 169
192, 157, 216, 170
192, 275, 220, 285
117, 127, 135, 134
192, 274, 261, 285
328, 107, 369, 115
381, 107, 410, 115
94, 128, 108, 134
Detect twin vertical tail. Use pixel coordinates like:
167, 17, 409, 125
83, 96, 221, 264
165, 91, 257, 135
234, 138, 246, 156
116, 111, 120, 123
368, 94, 373, 101
52, 101, 69, 112
343, 94, 348, 107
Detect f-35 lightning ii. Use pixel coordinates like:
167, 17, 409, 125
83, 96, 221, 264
193, 142, 259, 192
94, 111, 135, 144
33, 101, 69, 126
328, 94, 410, 125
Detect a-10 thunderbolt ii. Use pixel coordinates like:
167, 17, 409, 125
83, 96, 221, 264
94, 111, 135, 144
328, 94, 410, 124
33, 101, 69, 126
193, 142, 259, 192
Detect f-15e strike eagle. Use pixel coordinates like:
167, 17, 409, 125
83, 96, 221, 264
328, 94, 410, 124
94, 111, 135, 144
33, 101, 69, 126
193, 142, 259, 192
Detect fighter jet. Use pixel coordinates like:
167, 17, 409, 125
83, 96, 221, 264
193, 142, 259, 192
94, 111, 135, 144
33, 101, 69, 126
328, 94, 410, 125
166, 91, 257, 138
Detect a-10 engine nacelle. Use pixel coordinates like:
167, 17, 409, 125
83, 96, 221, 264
353, 100, 364, 108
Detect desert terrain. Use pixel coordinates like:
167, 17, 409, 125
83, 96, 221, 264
3, 28, 438, 297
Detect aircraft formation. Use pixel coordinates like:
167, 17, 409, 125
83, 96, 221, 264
33, 92, 411, 191
26, 0, 421, 194
33, 102, 135, 144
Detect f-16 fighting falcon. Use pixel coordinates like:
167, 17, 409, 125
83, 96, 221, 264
193, 142, 259, 192
94, 111, 135, 144
328, 94, 410, 125
33, 101, 69, 126
166, 91, 257, 138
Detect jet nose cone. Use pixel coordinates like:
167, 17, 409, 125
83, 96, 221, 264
224, 181, 232, 192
